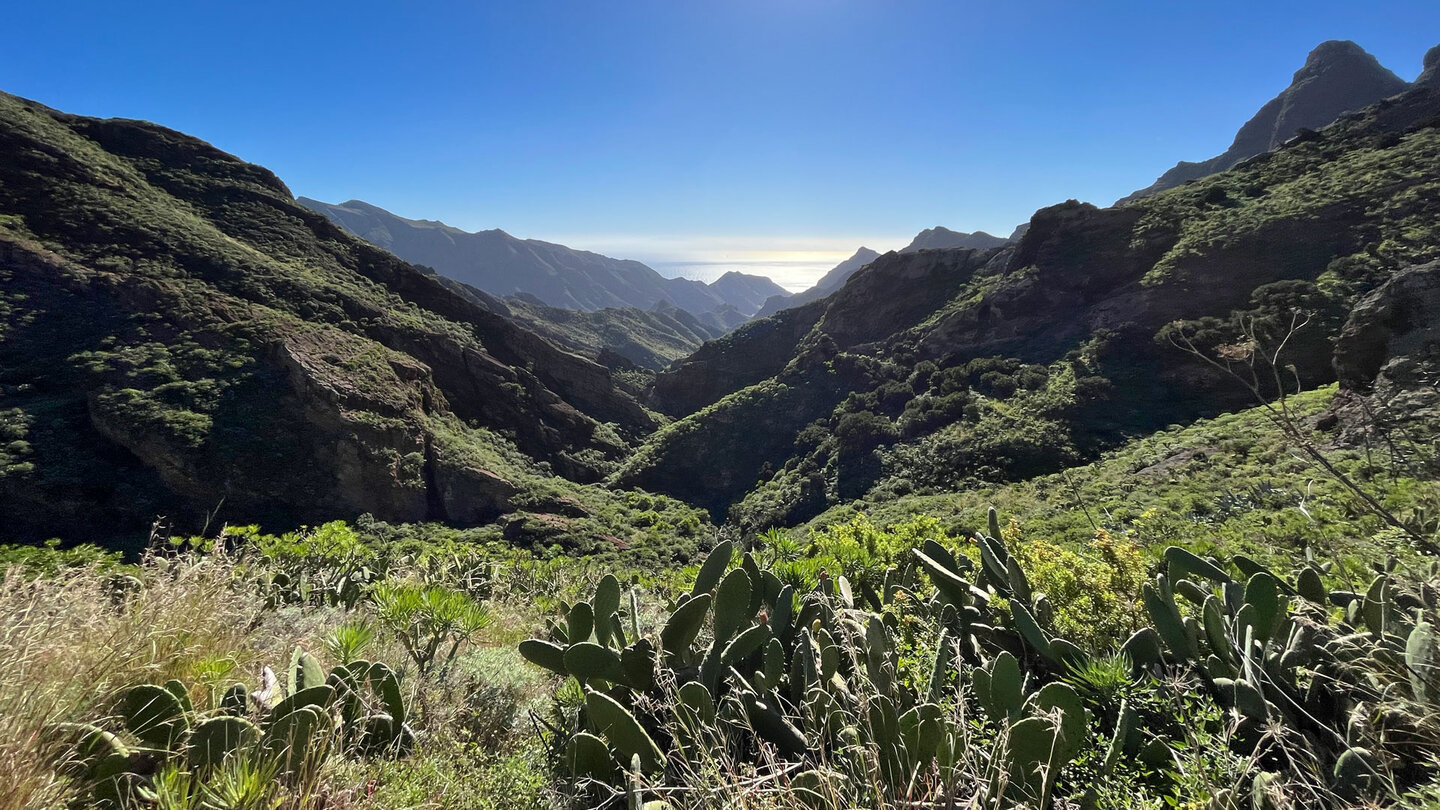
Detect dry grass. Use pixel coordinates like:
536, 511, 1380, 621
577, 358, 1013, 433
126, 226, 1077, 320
0, 552, 336, 809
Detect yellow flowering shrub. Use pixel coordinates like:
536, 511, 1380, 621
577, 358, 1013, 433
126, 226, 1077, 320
1010, 521, 1148, 651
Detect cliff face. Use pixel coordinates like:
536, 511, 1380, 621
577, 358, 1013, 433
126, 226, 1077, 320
0, 92, 657, 543
1119, 40, 1413, 204
1334, 260, 1440, 392
624, 86, 1440, 526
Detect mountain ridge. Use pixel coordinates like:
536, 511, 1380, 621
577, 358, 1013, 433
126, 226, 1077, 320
625, 84, 1440, 526
1118, 39, 1412, 203
753, 227, 1013, 320
300, 197, 787, 318
0, 92, 701, 547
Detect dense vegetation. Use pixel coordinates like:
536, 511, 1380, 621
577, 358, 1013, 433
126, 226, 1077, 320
4, 381, 1439, 809
0, 90, 707, 551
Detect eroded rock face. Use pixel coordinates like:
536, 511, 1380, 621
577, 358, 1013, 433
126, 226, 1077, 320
1332, 261, 1440, 449
1335, 260, 1440, 391
432, 463, 518, 525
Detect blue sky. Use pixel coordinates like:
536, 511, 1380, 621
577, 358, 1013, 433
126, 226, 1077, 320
4, 1, 1437, 289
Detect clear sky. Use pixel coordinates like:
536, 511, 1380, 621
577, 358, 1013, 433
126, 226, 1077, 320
3, 1, 1437, 289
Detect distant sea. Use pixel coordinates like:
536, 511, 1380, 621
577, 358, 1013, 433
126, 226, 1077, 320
648, 260, 840, 293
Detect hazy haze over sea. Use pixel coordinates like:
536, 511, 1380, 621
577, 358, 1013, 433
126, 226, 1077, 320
550, 235, 910, 292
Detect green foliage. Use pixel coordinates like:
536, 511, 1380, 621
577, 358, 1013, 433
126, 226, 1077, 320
370, 580, 492, 677
0, 538, 126, 576
516, 500, 1440, 808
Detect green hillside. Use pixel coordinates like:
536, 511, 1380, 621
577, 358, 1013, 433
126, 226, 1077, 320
0, 91, 707, 556
621, 88, 1440, 530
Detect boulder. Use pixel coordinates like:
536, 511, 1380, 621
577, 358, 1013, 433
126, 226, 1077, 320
1334, 260, 1440, 392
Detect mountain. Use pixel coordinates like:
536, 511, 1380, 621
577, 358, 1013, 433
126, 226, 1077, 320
812, 247, 882, 292
431, 275, 727, 372
1118, 40, 1411, 204
0, 91, 719, 551
754, 247, 880, 319
705, 271, 789, 315
901, 226, 1008, 252
752, 227, 1012, 321
299, 197, 784, 318
623, 83, 1440, 527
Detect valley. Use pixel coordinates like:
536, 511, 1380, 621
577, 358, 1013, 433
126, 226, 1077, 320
1, 27, 1439, 810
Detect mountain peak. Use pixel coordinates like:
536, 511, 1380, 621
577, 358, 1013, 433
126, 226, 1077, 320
1302, 39, 1370, 67
1119, 39, 1413, 204
901, 227, 1006, 252
1294, 40, 1395, 85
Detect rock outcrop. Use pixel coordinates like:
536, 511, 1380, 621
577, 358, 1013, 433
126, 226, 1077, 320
1334, 260, 1440, 391
1416, 44, 1440, 90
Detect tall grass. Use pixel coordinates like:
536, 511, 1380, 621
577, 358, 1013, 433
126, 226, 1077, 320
0, 553, 302, 809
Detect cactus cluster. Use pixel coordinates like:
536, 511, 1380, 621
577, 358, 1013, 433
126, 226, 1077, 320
1142, 546, 1440, 803
519, 515, 1100, 807
518, 507, 1440, 808
54, 646, 414, 807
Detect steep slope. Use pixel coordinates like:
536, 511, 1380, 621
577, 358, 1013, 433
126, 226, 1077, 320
0, 92, 690, 546
1119, 40, 1411, 203
623, 86, 1440, 526
811, 247, 882, 293
418, 274, 724, 371
301, 197, 782, 317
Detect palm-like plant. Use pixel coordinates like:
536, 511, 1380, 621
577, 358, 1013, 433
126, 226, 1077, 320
370, 580, 491, 677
